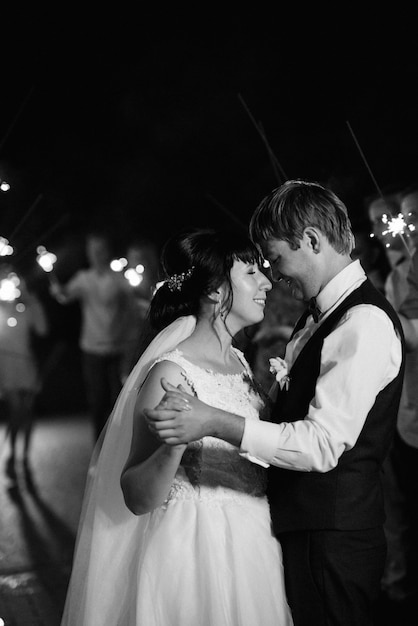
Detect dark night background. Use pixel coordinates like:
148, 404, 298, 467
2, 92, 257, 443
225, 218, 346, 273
1, 10, 418, 410
1, 16, 417, 624
1, 12, 418, 256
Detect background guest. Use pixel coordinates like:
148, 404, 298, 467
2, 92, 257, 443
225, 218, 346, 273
50, 230, 134, 441
0, 264, 49, 482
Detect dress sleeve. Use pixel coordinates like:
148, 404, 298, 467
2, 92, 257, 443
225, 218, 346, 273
152, 351, 197, 396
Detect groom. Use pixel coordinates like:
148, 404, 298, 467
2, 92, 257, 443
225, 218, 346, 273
145, 180, 405, 626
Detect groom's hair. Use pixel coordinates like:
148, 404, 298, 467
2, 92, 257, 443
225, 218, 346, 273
249, 179, 354, 255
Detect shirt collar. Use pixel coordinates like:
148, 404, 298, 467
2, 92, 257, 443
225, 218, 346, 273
316, 259, 366, 317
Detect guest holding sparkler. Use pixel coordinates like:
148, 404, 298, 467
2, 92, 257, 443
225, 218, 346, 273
366, 189, 418, 347
0, 264, 49, 482
364, 185, 418, 609
380, 182, 418, 606
49, 230, 134, 441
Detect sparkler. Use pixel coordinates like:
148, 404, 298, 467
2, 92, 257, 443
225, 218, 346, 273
0, 236, 13, 257
110, 257, 128, 272
124, 265, 144, 287
36, 245, 60, 290
369, 212, 416, 251
11, 213, 69, 266
0, 271, 25, 328
206, 194, 247, 232
0, 85, 35, 157
111, 257, 145, 287
346, 121, 413, 258
36, 245, 57, 273
238, 94, 288, 184
0, 272, 21, 302
379, 212, 413, 254
8, 194, 43, 242
380, 213, 415, 246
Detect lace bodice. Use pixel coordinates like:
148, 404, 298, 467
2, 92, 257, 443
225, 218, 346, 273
152, 349, 270, 504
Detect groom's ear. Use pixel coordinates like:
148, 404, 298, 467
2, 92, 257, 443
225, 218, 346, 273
304, 227, 321, 253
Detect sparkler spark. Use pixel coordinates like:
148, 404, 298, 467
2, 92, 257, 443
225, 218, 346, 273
124, 267, 144, 287
370, 213, 414, 253
0, 236, 13, 256
36, 245, 57, 272
110, 257, 128, 272
345, 121, 413, 257
381, 213, 410, 238
0, 273, 21, 301
112, 257, 146, 287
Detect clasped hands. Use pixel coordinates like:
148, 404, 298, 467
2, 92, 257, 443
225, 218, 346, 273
144, 378, 212, 445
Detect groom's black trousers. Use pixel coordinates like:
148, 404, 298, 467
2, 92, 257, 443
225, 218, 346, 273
278, 527, 386, 626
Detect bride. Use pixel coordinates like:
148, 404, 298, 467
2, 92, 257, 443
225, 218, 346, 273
61, 227, 293, 625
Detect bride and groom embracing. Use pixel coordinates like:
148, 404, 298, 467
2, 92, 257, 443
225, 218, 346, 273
61, 180, 405, 626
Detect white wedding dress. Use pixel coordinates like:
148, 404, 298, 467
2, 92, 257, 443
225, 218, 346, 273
61, 317, 293, 626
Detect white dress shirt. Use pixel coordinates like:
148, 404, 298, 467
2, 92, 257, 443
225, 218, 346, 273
241, 260, 403, 472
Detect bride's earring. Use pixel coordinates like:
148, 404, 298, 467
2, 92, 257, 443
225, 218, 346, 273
211, 290, 225, 320
213, 299, 221, 320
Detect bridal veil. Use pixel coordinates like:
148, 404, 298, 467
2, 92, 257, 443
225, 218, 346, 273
61, 315, 196, 625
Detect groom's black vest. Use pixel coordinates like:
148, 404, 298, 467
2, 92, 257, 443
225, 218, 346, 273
267, 279, 405, 534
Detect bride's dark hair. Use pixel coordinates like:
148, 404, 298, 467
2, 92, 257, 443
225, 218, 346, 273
149, 227, 264, 331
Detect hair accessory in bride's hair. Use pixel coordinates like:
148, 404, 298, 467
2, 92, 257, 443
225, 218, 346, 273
167, 266, 195, 292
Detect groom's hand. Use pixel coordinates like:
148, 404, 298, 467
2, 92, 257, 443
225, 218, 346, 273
144, 378, 214, 445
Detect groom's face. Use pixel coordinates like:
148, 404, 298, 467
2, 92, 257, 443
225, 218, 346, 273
262, 237, 318, 302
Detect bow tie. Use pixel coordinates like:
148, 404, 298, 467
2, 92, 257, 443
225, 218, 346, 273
308, 297, 321, 323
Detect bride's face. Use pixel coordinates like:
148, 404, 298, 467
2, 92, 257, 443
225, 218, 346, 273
225, 260, 272, 331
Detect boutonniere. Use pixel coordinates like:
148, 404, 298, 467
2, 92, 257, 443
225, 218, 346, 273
269, 356, 290, 391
